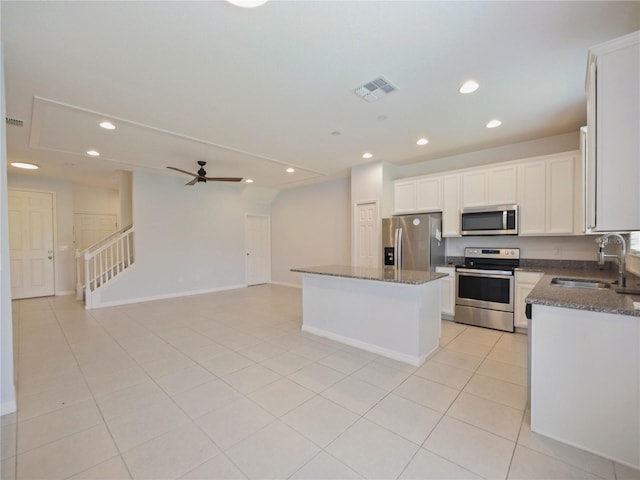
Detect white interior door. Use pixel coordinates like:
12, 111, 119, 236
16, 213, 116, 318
9, 190, 55, 299
75, 213, 118, 250
245, 214, 270, 286
355, 201, 378, 268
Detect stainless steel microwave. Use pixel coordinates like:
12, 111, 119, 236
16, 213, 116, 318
460, 205, 518, 235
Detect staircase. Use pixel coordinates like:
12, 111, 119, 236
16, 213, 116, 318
76, 225, 135, 308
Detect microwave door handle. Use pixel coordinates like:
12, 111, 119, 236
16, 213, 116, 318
502, 210, 507, 230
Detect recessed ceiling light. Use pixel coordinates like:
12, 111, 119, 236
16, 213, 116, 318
416, 138, 429, 146
286, 167, 295, 173
99, 121, 116, 130
11, 162, 38, 170
245, 179, 254, 183
86, 150, 100, 156
362, 152, 373, 159
331, 131, 341, 136
459, 80, 479, 94
486, 119, 502, 129
226, 0, 269, 7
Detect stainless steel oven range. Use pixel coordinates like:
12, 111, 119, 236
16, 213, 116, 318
455, 247, 520, 332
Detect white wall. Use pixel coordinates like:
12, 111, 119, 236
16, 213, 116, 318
271, 177, 350, 286
1, 44, 17, 415
7, 174, 76, 295
120, 171, 133, 227
397, 132, 579, 179
73, 183, 119, 218
446, 235, 600, 261
94, 171, 260, 306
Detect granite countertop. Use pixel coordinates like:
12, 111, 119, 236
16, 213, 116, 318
291, 265, 447, 285
525, 267, 640, 317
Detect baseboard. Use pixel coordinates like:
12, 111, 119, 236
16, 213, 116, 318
89, 283, 248, 309
55, 290, 74, 296
301, 324, 432, 366
269, 281, 302, 289
1, 400, 17, 416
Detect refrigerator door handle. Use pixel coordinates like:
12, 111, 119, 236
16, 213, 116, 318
393, 228, 399, 269
397, 227, 403, 270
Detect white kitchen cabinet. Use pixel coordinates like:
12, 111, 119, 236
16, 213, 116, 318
435, 266, 455, 318
462, 165, 517, 207
462, 170, 488, 207
546, 155, 574, 234
518, 152, 579, 235
585, 31, 640, 232
393, 179, 417, 214
530, 304, 640, 468
416, 176, 443, 212
393, 175, 442, 214
442, 174, 461, 237
514, 270, 543, 329
489, 165, 518, 205
518, 160, 546, 234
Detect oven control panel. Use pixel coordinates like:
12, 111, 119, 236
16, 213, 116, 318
464, 247, 520, 260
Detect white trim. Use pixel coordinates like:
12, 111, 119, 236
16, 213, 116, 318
1, 400, 17, 416
270, 281, 302, 289
89, 283, 247, 309
55, 290, 74, 296
32, 96, 326, 176
301, 324, 436, 366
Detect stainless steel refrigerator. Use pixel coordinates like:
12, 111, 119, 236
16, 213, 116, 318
382, 213, 444, 271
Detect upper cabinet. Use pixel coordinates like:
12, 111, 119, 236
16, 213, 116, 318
585, 31, 640, 232
393, 150, 582, 236
462, 165, 517, 207
393, 179, 417, 214
416, 177, 443, 212
518, 152, 581, 235
442, 174, 462, 237
393, 175, 442, 214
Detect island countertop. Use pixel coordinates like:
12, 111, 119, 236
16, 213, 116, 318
291, 265, 446, 285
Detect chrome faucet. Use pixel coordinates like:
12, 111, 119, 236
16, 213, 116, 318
597, 232, 627, 287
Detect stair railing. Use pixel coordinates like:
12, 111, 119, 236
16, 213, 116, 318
75, 225, 135, 306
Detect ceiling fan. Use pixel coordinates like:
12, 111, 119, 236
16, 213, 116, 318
166, 161, 243, 186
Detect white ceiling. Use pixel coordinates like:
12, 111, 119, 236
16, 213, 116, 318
2, 1, 639, 189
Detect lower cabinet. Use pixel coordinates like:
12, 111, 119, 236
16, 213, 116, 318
514, 270, 544, 329
436, 266, 456, 318
530, 304, 640, 468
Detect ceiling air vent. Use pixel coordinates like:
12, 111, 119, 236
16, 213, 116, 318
354, 76, 397, 103
5, 117, 23, 127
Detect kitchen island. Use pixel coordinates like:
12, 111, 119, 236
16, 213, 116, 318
291, 265, 446, 366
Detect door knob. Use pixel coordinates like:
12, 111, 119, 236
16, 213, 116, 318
48, 256, 53, 260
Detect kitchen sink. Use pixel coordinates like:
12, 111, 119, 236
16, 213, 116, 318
614, 287, 640, 295
550, 277, 610, 290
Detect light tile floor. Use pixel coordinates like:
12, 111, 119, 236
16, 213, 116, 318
2, 284, 639, 480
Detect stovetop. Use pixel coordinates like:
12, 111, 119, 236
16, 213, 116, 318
457, 247, 521, 271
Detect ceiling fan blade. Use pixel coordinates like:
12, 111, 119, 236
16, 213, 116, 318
185, 177, 198, 186
205, 177, 243, 182
167, 166, 198, 177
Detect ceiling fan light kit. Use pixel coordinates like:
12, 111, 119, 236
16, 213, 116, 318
166, 161, 242, 186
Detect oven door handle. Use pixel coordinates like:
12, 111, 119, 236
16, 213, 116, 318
456, 269, 513, 278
